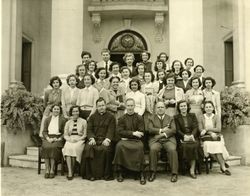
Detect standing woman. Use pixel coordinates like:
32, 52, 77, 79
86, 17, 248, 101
171, 60, 184, 81
94, 67, 110, 102
186, 77, 204, 118
86, 60, 97, 79
39, 76, 62, 137
154, 60, 166, 78
140, 51, 153, 72
41, 104, 66, 179
184, 58, 194, 73
107, 76, 126, 121
61, 74, 80, 119
203, 77, 221, 117
193, 65, 206, 86
62, 106, 87, 180
76, 64, 87, 89
119, 66, 132, 95
123, 53, 137, 77
176, 69, 192, 93
157, 73, 185, 117
109, 62, 122, 79
157, 52, 171, 72
76, 74, 99, 120
155, 70, 166, 93
198, 101, 231, 175
133, 63, 146, 86
126, 79, 146, 116
174, 100, 199, 179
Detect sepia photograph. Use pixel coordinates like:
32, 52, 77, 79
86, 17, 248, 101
1, 0, 250, 195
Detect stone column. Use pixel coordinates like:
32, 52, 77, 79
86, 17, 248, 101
169, 0, 203, 65
50, 0, 83, 76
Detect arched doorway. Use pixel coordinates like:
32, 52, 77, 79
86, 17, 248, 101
108, 30, 148, 67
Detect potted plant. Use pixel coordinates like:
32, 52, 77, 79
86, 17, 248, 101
220, 85, 250, 165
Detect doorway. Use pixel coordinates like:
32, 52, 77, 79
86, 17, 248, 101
21, 37, 32, 91
108, 30, 148, 67
224, 37, 233, 86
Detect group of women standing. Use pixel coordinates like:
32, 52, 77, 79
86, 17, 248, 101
40, 49, 231, 180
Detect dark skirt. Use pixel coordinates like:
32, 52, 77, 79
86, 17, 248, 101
113, 140, 145, 172
179, 141, 199, 161
41, 135, 64, 161
81, 143, 113, 179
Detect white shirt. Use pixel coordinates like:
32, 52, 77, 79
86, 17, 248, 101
48, 116, 60, 135
126, 91, 146, 116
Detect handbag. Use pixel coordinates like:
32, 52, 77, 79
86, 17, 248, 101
200, 134, 221, 142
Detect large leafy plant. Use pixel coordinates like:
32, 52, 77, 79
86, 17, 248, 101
1, 82, 44, 133
221, 86, 250, 129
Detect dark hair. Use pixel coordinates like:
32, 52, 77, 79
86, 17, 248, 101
50, 104, 63, 114
140, 50, 151, 61
49, 76, 62, 88
190, 76, 202, 87
81, 51, 92, 59
203, 77, 216, 88
163, 73, 176, 85
66, 74, 79, 86
171, 60, 184, 72
136, 63, 145, 75
156, 70, 166, 81
129, 78, 141, 91
177, 100, 191, 113
69, 105, 80, 116
184, 58, 194, 66
203, 101, 215, 114
109, 62, 121, 72
101, 48, 110, 54
75, 64, 86, 77
95, 67, 109, 79
180, 69, 192, 78
109, 76, 120, 83
120, 66, 132, 77
144, 71, 155, 82
86, 60, 97, 72
96, 97, 106, 105
83, 74, 95, 84
194, 65, 205, 72
157, 52, 169, 61
154, 60, 166, 72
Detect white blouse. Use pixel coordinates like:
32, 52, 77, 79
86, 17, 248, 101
48, 116, 60, 135
126, 91, 146, 116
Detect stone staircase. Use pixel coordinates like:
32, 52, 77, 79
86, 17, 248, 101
9, 146, 243, 170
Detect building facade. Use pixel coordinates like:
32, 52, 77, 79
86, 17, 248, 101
2, 0, 250, 94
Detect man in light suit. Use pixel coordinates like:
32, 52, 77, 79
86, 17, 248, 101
148, 101, 178, 182
97, 48, 113, 72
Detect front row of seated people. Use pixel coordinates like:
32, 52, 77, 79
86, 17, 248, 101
41, 98, 231, 185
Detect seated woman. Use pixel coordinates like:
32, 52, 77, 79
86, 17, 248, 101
174, 100, 199, 179
61, 74, 80, 119
198, 101, 231, 175
176, 69, 192, 93
62, 106, 87, 180
41, 104, 66, 179
76, 64, 87, 89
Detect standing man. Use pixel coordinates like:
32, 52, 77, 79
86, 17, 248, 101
81, 51, 92, 66
97, 48, 113, 72
113, 98, 146, 185
81, 98, 116, 181
148, 101, 178, 182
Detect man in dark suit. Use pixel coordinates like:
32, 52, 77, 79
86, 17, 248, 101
148, 101, 178, 182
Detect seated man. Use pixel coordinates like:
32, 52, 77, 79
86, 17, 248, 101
81, 98, 116, 181
148, 101, 178, 182
113, 98, 146, 185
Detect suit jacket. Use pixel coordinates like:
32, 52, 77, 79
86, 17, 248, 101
148, 114, 176, 145
174, 113, 198, 140
42, 115, 66, 139
176, 80, 192, 93
198, 114, 221, 134
64, 117, 87, 141
127, 65, 137, 77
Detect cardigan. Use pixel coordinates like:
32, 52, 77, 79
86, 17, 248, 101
64, 117, 87, 141
198, 114, 221, 134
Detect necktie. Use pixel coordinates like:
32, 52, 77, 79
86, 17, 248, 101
105, 61, 108, 72
160, 116, 164, 128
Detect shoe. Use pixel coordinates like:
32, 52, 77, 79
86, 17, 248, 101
225, 163, 230, 168
140, 174, 146, 185
104, 176, 114, 181
171, 174, 178, 183
44, 173, 49, 179
89, 177, 95, 181
49, 173, 55, 179
117, 173, 124, 182
67, 175, 73, 180
222, 169, 231, 176
190, 173, 197, 179
148, 172, 156, 182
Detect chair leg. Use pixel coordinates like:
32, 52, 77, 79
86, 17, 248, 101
205, 158, 209, 174
209, 159, 213, 169
55, 162, 58, 175
61, 156, 65, 176
38, 148, 41, 175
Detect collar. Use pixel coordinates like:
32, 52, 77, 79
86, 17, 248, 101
157, 114, 165, 120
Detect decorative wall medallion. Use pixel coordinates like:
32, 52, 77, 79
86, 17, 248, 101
121, 34, 135, 48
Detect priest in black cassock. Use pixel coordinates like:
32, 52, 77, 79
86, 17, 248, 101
81, 97, 116, 181
113, 98, 146, 185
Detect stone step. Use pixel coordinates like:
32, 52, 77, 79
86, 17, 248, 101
9, 155, 44, 169
26, 146, 39, 156
213, 155, 242, 167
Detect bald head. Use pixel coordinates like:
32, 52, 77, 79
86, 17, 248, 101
155, 101, 166, 116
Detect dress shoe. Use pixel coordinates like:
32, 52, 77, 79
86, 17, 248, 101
170, 174, 178, 183
104, 176, 114, 181
67, 175, 73, 180
140, 175, 146, 185
44, 173, 49, 179
222, 169, 231, 176
148, 172, 156, 182
225, 163, 230, 168
49, 173, 55, 179
190, 173, 197, 179
117, 173, 124, 182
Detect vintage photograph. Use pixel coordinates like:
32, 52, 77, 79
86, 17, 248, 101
1, 0, 250, 195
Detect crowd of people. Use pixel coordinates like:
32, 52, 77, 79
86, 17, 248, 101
39, 48, 231, 185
